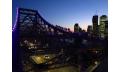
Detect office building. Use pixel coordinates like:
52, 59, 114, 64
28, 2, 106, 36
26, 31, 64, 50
87, 25, 93, 36
99, 15, 108, 38
74, 23, 80, 32
92, 15, 99, 37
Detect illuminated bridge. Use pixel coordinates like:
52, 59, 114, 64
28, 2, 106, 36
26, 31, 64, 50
13, 8, 107, 72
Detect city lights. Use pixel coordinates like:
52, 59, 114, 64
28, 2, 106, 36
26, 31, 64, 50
13, 8, 108, 72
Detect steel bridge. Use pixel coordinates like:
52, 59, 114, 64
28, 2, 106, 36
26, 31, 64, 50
12, 8, 107, 72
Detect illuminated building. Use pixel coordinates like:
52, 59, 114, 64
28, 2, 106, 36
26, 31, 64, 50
105, 20, 108, 38
92, 15, 98, 37
99, 15, 108, 38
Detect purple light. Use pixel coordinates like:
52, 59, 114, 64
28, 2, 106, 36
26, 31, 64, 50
12, 8, 19, 32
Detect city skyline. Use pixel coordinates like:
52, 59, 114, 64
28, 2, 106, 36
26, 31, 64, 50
13, 0, 108, 31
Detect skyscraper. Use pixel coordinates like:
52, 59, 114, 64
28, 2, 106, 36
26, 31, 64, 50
87, 25, 92, 36
74, 23, 80, 32
92, 15, 98, 37
99, 15, 108, 38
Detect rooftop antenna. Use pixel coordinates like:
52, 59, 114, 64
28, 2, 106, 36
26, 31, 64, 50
95, 10, 98, 15
95, 10, 100, 25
